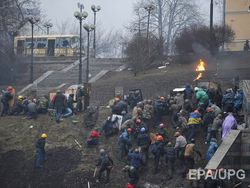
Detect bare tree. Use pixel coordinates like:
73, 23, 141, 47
128, 0, 201, 55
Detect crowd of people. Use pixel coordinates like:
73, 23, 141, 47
86, 84, 244, 187
0, 83, 245, 187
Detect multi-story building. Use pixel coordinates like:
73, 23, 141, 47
225, 0, 250, 51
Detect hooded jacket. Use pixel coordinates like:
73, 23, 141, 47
196, 88, 209, 105
222, 114, 237, 140
184, 84, 193, 100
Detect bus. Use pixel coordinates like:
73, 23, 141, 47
14, 35, 82, 57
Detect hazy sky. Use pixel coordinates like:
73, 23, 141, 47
40, 0, 222, 32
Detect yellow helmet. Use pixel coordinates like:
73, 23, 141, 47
41, 133, 47, 138
18, 96, 24, 100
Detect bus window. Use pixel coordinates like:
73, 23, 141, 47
17, 40, 24, 55
71, 37, 80, 49
25, 38, 37, 48
56, 37, 70, 48
37, 38, 47, 49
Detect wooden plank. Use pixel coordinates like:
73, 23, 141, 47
8, 88, 15, 107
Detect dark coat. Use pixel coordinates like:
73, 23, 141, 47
128, 152, 143, 168
36, 137, 45, 150
184, 84, 193, 100
52, 93, 66, 113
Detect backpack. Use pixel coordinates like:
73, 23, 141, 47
151, 144, 158, 155
102, 155, 111, 167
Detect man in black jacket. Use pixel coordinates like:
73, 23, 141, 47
96, 149, 113, 184
137, 127, 151, 164
165, 142, 175, 179
36, 133, 47, 168
1, 86, 13, 116
152, 135, 165, 174
52, 90, 66, 123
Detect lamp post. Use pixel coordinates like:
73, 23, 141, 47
28, 16, 40, 83
144, 4, 155, 39
83, 24, 95, 83
91, 5, 101, 58
210, 0, 214, 53
74, 11, 88, 84
44, 22, 53, 35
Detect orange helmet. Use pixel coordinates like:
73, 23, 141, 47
207, 170, 213, 175
127, 128, 132, 132
114, 97, 120, 101
33, 98, 37, 103
207, 108, 213, 112
219, 168, 224, 172
7, 86, 13, 91
194, 110, 199, 114
174, 132, 180, 137
157, 135, 163, 141
160, 97, 165, 100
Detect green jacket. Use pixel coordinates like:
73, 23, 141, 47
196, 88, 209, 105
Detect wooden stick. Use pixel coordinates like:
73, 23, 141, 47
93, 167, 97, 177
74, 139, 82, 148
88, 181, 90, 188
233, 182, 242, 188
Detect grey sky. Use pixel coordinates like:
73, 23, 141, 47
40, 0, 222, 33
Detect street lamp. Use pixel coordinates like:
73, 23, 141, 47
83, 24, 95, 83
27, 16, 40, 83
91, 5, 101, 58
210, 0, 214, 53
144, 4, 155, 39
74, 11, 88, 84
44, 22, 53, 35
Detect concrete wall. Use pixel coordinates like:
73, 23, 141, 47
205, 129, 250, 184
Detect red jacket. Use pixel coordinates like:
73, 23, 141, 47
91, 130, 100, 138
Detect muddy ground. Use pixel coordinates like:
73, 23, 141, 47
0, 53, 250, 188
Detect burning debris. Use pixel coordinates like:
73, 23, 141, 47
193, 59, 206, 81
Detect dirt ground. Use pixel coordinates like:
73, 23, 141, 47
0, 52, 250, 188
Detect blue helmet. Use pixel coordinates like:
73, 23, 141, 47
140, 127, 145, 133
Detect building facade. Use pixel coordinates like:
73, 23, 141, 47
225, 0, 250, 51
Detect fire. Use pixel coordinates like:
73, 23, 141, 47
195, 59, 205, 72
193, 73, 203, 81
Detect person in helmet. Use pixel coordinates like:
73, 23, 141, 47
128, 148, 143, 169
137, 127, 151, 164
132, 102, 143, 120
122, 165, 139, 187
27, 99, 38, 119
134, 119, 147, 138
158, 123, 167, 142
174, 132, 187, 165
87, 128, 100, 146
118, 129, 132, 161
0, 86, 13, 116
165, 142, 175, 179
96, 149, 113, 184
10, 95, 25, 115
184, 138, 201, 175
187, 110, 202, 141
35, 133, 47, 168
151, 135, 165, 174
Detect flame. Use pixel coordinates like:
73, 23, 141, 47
195, 59, 205, 72
193, 73, 203, 81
